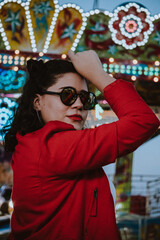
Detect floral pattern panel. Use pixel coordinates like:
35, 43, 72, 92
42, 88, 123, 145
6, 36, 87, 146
108, 3, 154, 49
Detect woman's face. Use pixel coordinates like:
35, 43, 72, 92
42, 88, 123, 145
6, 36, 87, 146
35, 72, 88, 130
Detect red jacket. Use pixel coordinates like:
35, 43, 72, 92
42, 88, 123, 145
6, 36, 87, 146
9, 80, 159, 240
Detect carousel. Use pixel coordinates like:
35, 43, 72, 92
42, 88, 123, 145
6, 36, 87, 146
0, 0, 160, 239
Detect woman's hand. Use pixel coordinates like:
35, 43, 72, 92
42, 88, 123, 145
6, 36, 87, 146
68, 50, 116, 92
68, 50, 103, 81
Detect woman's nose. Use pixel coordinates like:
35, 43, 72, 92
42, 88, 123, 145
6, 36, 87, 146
72, 96, 83, 109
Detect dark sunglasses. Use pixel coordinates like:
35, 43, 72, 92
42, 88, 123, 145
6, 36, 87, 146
41, 87, 97, 110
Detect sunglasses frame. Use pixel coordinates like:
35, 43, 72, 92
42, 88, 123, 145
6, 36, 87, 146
41, 86, 97, 110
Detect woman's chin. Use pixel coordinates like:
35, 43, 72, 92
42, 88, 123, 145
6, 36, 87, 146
67, 119, 84, 130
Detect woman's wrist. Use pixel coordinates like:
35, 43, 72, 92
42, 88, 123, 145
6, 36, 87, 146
90, 70, 116, 93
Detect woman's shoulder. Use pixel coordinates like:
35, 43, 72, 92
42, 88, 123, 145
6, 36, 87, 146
16, 121, 75, 140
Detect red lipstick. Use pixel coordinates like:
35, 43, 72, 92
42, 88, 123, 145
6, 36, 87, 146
67, 114, 82, 121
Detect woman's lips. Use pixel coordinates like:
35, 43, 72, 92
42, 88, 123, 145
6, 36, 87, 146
67, 115, 83, 121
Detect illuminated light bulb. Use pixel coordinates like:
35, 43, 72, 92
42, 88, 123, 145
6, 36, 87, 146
95, 9, 100, 14
153, 77, 159, 82
3, 59, 7, 64
76, 34, 81, 39
109, 12, 113, 17
72, 42, 77, 47
71, 4, 76, 8
79, 30, 83, 35
15, 49, 20, 54
131, 76, 137, 81
14, 60, 19, 65
4, 41, 9, 46
13, 66, 18, 71
39, 52, 44, 57
3, 55, 7, 59
3, 37, 7, 41
14, 56, 19, 60
83, 17, 87, 22
61, 54, 67, 59
26, 57, 31, 61
155, 61, 160, 66
109, 57, 114, 63
71, 47, 75, 51
90, 10, 95, 15
81, 26, 85, 30
109, 74, 113, 77
133, 59, 138, 64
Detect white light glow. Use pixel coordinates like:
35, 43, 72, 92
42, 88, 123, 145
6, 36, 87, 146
131, 76, 137, 81
133, 59, 138, 65
155, 61, 160, 66
153, 77, 159, 82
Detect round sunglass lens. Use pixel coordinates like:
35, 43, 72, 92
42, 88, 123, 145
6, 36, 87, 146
61, 88, 76, 105
80, 91, 96, 110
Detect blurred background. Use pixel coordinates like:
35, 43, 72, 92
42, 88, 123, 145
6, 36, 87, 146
0, 0, 160, 239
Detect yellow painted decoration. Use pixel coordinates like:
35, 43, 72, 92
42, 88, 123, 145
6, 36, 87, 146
48, 7, 83, 54
0, 3, 32, 51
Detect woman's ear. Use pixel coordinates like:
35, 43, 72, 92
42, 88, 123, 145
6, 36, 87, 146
33, 94, 41, 110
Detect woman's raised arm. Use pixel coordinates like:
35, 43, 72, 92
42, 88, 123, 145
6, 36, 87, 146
68, 50, 116, 92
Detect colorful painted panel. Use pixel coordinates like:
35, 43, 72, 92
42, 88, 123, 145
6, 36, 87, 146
29, 0, 56, 52
0, 96, 18, 141
0, 3, 32, 51
77, 12, 113, 54
76, 8, 160, 62
47, 7, 83, 54
114, 153, 133, 217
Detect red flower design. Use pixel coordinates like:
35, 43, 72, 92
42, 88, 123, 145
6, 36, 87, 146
109, 3, 154, 49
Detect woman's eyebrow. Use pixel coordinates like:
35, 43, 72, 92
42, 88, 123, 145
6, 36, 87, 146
59, 86, 71, 89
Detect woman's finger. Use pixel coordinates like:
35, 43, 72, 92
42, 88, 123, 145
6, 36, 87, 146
68, 50, 75, 60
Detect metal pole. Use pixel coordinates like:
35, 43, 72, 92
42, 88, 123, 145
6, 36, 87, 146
93, 0, 99, 9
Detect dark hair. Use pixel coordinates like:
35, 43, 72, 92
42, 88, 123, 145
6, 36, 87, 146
3, 58, 79, 152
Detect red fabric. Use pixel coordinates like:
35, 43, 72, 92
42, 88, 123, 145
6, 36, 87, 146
9, 79, 159, 240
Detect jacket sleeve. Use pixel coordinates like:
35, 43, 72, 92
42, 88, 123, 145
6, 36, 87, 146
40, 79, 160, 175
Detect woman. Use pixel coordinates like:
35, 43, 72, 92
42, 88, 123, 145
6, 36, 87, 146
4, 50, 159, 240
